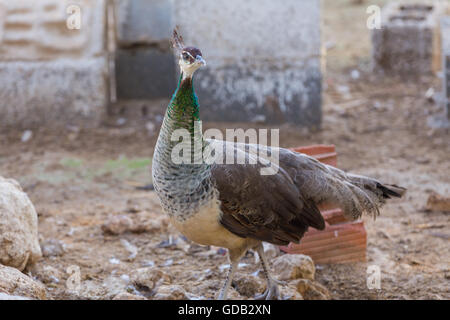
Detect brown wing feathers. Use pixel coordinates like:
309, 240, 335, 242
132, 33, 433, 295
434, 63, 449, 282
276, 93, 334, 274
212, 161, 325, 246
212, 144, 404, 246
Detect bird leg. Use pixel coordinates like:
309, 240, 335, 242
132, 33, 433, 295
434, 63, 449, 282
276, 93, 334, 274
254, 243, 281, 300
217, 259, 238, 300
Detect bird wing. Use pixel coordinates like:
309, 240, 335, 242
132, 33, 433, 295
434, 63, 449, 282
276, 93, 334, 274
208, 140, 325, 246
207, 139, 404, 246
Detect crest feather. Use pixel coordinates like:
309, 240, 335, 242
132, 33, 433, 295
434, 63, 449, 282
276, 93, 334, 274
171, 27, 185, 51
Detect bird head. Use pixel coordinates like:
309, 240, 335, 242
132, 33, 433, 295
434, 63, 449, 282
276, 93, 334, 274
171, 28, 206, 79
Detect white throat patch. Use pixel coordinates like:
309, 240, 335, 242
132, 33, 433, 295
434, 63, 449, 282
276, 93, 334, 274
180, 60, 202, 80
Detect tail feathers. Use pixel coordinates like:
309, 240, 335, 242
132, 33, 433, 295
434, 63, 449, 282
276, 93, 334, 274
376, 183, 406, 199
314, 170, 406, 222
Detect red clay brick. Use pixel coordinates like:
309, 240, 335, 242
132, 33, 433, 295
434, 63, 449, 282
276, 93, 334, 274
289, 145, 338, 167
282, 145, 368, 264
321, 209, 348, 225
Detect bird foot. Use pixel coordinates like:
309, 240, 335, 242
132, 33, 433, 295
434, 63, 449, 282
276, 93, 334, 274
254, 283, 281, 300
273, 278, 287, 286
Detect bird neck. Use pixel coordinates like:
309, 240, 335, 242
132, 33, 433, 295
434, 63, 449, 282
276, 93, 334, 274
167, 74, 200, 131
156, 73, 205, 166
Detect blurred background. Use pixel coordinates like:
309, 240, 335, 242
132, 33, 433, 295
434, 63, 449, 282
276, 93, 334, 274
0, 0, 448, 300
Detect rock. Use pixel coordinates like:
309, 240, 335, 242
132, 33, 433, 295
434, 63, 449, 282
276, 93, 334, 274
21, 130, 33, 143
282, 286, 304, 300
232, 274, 263, 297
0, 177, 42, 271
41, 239, 65, 257
292, 279, 331, 300
0, 292, 31, 300
272, 254, 315, 281
0, 264, 47, 299
152, 285, 187, 300
120, 239, 138, 261
113, 292, 147, 300
131, 267, 171, 292
131, 212, 169, 233
102, 275, 131, 298
426, 193, 450, 212
101, 215, 134, 235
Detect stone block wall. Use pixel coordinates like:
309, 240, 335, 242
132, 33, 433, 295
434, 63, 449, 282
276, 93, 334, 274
113, 0, 176, 100
371, 1, 447, 75
173, 0, 322, 127
0, 0, 108, 128
441, 17, 450, 118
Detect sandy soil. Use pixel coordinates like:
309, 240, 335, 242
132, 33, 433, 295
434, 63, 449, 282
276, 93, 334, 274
0, 0, 448, 300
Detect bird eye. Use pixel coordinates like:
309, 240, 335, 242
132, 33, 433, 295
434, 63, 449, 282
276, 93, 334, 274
182, 52, 189, 61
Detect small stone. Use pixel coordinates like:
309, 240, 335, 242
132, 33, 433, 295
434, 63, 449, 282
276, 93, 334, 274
41, 239, 65, 257
350, 69, 360, 80
282, 286, 304, 300
152, 285, 187, 300
113, 292, 146, 300
272, 254, 315, 281
232, 274, 262, 297
102, 275, 131, 297
29, 264, 62, 284
101, 215, 133, 235
0, 264, 47, 299
120, 239, 138, 261
292, 279, 330, 300
116, 117, 127, 126
145, 121, 155, 133
131, 212, 169, 233
21, 130, 33, 142
426, 193, 450, 212
0, 292, 31, 300
131, 267, 172, 292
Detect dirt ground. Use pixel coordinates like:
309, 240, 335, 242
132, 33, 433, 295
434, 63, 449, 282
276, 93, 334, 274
0, 0, 449, 300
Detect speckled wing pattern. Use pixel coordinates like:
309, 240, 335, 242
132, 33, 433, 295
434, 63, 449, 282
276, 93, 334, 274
209, 140, 405, 246
210, 141, 325, 245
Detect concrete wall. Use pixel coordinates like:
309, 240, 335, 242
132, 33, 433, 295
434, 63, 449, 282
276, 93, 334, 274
173, 0, 322, 127
442, 17, 450, 118
372, 1, 447, 75
0, 0, 108, 128
114, 0, 176, 100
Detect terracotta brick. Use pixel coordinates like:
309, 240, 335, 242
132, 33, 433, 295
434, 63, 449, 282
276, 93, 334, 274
289, 145, 337, 167
321, 208, 348, 225
282, 145, 367, 264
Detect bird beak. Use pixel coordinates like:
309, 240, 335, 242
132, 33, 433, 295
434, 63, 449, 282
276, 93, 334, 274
196, 55, 206, 66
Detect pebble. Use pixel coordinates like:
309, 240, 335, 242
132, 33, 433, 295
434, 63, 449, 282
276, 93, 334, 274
41, 239, 65, 257
101, 215, 133, 235
292, 279, 331, 300
232, 274, 262, 297
152, 285, 187, 300
113, 292, 146, 300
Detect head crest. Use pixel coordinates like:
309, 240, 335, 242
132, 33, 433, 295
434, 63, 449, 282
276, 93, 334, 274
171, 27, 185, 52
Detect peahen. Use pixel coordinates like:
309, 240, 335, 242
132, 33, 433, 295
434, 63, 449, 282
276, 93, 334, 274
152, 29, 405, 300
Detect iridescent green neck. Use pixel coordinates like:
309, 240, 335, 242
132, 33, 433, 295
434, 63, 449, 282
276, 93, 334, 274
160, 73, 205, 166
167, 74, 200, 126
